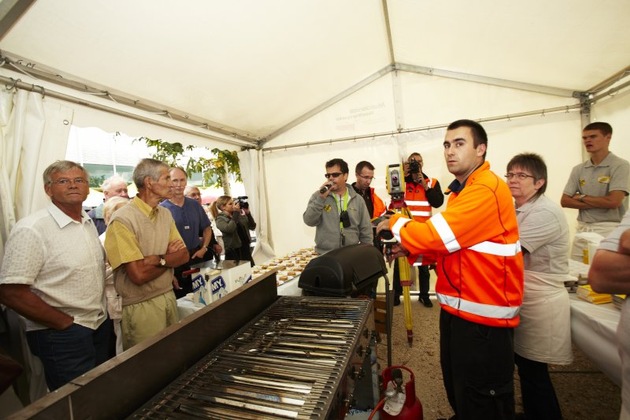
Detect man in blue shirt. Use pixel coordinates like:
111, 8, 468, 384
160, 167, 214, 297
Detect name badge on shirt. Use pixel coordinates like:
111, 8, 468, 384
184, 225, 190, 230
598, 176, 610, 184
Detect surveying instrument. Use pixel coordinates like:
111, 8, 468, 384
384, 162, 415, 345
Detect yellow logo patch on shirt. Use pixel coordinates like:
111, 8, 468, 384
598, 176, 611, 184
324, 204, 332, 212
579, 179, 586, 187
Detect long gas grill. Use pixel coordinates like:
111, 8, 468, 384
9, 272, 378, 420
132, 296, 375, 419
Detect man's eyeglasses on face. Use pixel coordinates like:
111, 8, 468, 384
358, 175, 374, 181
505, 172, 535, 180
324, 172, 343, 179
51, 178, 88, 186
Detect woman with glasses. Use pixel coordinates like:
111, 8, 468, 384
506, 153, 572, 420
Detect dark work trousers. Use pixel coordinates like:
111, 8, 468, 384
240, 242, 255, 267
225, 247, 243, 262
440, 310, 516, 420
393, 260, 430, 299
26, 319, 112, 391
515, 353, 563, 420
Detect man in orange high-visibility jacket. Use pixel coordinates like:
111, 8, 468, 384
351, 160, 387, 219
377, 119, 524, 420
392, 152, 444, 307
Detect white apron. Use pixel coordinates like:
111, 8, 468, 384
514, 270, 573, 365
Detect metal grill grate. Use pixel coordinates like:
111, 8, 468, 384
131, 296, 373, 419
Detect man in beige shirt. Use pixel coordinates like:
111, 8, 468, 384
105, 158, 189, 350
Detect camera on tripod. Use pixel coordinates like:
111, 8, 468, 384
235, 196, 249, 209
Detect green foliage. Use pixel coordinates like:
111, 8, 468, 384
139, 137, 194, 167
89, 175, 105, 189
188, 149, 242, 190
137, 137, 241, 191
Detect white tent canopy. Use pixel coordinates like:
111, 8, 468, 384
1, 0, 630, 258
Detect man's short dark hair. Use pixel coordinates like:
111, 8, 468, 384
355, 161, 374, 174
326, 158, 349, 174
583, 122, 612, 137
447, 119, 488, 159
507, 153, 548, 196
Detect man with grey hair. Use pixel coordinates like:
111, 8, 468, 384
88, 174, 129, 235
104, 158, 189, 350
0, 160, 112, 391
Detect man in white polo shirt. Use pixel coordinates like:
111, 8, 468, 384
0, 160, 112, 391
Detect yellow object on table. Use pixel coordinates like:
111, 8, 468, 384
576, 284, 613, 304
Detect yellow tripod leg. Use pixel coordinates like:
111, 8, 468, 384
397, 255, 414, 346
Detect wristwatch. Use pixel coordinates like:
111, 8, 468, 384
578, 194, 587, 202
159, 256, 167, 267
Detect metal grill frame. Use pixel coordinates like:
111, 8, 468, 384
132, 297, 374, 419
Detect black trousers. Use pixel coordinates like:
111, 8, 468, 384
440, 310, 515, 420
515, 353, 563, 420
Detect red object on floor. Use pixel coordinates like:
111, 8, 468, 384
380, 365, 423, 419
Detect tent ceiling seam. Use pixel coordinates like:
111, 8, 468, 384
260, 64, 395, 145
395, 63, 577, 98
2, 51, 626, 152
381, 0, 396, 64
0, 74, 256, 149
587, 65, 630, 93
262, 103, 583, 153
0, 0, 36, 42
0, 53, 260, 145
261, 62, 587, 145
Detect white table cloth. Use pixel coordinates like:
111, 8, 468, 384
570, 293, 621, 386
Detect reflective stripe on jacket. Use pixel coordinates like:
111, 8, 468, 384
390, 161, 524, 327
405, 177, 438, 222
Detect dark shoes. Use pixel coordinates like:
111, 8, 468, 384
394, 295, 401, 306
420, 296, 433, 307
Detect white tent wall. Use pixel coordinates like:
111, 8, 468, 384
591, 88, 630, 160
262, 72, 591, 257
264, 115, 582, 257
262, 75, 399, 149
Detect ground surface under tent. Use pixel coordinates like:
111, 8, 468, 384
379, 296, 621, 419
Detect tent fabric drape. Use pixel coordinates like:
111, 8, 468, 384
0, 90, 72, 254
0, 89, 72, 405
238, 149, 274, 263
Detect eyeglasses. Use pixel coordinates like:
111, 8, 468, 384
324, 172, 343, 179
50, 177, 88, 186
505, 172, 535, 180
358, 175, 374, 181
